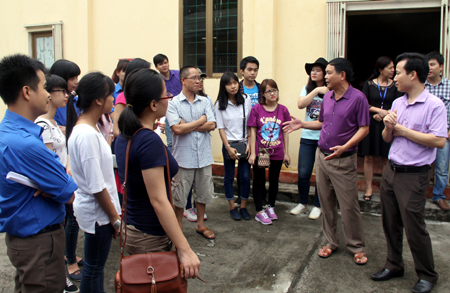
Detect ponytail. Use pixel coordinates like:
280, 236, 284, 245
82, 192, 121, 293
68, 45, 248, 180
66, 92, 77, 144
118, 105, 143, 139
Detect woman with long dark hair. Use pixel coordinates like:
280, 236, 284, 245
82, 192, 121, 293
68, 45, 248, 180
290, 58, 328, 220
67, 72, 121, 293
359, 56, 401, 201
248, 79, 291, 225
215, 72, 252, 220
115, 68, 200, 278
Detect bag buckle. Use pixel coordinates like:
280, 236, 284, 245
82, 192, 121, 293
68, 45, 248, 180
147, 266, 156, 284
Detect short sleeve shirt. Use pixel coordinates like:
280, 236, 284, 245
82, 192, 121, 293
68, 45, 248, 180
115, 129, 179, 236
35, 117, 67, 167
389, 89, 448, 166
247, 103, 291, 160
243, 84, 260, 107
318, 85, 370, 152
300, 86, 323, 141
215, 96, 252, 142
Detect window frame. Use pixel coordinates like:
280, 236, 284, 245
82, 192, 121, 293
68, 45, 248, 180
179, 0, 243, 78
24, 22, 63, 66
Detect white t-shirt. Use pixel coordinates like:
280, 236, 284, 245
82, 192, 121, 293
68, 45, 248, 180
35, 117, 68, 167
215, 96, 252, 142
68, 124, 120, 234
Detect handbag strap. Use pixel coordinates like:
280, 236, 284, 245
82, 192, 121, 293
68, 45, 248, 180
119, 127, 173, 259
242, 101, 246, 141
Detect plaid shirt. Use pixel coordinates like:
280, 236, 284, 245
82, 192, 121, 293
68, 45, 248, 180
425, 77, 450, 129
239, 80, 262, 106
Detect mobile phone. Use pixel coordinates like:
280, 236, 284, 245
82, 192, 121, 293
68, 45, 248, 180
284, 161, 290, 168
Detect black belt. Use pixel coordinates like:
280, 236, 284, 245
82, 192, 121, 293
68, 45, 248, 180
389, 161, 430, 173
36, 223, 62, 235
320, 148, 356, 158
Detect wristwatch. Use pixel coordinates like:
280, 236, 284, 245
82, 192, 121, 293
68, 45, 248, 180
113, 219, 121, 229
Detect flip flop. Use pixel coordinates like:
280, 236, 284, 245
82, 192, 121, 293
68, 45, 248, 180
318, 245, 336, 258
77, 258, 85, 267
364, 194, 372, 202
354, 252, 368, 265
196, 227, 215, 239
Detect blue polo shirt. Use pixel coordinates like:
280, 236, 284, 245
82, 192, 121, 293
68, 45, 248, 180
54, 96, 80, 126
111, 83, 123, 113
0, 110, 78, 237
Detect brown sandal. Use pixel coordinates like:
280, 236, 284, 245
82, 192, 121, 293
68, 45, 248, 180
196, 227, 215, 239
318, 245, 336, 258
354, 252, 368, 265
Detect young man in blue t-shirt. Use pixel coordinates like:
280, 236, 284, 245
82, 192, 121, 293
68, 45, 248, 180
238, 56, 265, 206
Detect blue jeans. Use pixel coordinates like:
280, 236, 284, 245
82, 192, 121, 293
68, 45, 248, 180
432, 139, 450, 201
185, 187, 196, 210
222, 146, 251, 201
165, 123, 173, 152
80, 223, 114, 293
298, 138, 320, 207
64, 204, 80, 264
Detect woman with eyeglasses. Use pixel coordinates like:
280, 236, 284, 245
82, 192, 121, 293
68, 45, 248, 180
66, 72, 121, 293
248, 79, 291, 225
115, 68, 200, 279
215, 72, 252, 221
289, 58, 329, 220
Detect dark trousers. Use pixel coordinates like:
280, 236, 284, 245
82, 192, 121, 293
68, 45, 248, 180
298, 138, 320, 207
80, 223, 114, 293
6, 225, 65, 293
253, 159, 283, 212
65, 203, 80, 264
380, 166, 438, 283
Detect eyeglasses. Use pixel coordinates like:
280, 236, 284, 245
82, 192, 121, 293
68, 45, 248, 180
161, 92, 173, 101
184, 75, 201, 81
50, 89, 68, 95
264, 89, 278, 95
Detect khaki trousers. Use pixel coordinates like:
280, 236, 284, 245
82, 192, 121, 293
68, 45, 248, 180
124, 225, 174, 255
6, 225, 65, 293
315, 149, 365, 253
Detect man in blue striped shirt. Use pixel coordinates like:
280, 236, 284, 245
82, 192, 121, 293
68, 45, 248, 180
0, 54, 78, 292
425, 51, 450, 211
166, 66, 216, 240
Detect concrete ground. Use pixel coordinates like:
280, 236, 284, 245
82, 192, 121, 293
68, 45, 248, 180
1, 194, 450, 293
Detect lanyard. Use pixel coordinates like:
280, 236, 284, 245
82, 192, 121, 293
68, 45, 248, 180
377, 78, 388, 109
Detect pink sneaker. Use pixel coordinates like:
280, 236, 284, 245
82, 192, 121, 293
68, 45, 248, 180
266, 206, 278, 220
183, 208, 197, 222
255, 211, 272, 225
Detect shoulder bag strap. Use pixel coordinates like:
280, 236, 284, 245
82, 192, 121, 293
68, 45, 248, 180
242, 101, 246, 141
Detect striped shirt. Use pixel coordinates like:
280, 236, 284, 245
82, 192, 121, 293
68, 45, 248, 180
166, 91, 216, 169
425, 77, 450, 129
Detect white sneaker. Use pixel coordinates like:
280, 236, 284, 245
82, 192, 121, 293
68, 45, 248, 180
183, 208, 197, 222
309, 207, 322, 220
290, 203, 308, 215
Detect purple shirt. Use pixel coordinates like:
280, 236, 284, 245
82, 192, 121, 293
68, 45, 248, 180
389, 89, 448, 166
165, 70, 182, 96
318, 85, 370, 152
247, 103, 291, 160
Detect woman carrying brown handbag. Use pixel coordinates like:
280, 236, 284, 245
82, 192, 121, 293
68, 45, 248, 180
115, 68, 200, 279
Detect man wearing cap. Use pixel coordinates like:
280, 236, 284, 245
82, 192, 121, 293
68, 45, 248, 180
283, 57, 369, 265
371, 53, 446, 293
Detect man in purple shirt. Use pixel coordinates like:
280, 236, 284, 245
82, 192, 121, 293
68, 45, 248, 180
154, 53, 182, 152
371, 53, 447, 293
283, 58, 369, 265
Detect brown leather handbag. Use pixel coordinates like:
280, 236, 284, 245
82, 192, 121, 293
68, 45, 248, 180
115, 128, 187, 293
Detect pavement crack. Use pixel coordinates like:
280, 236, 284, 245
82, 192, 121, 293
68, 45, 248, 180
287, 230, 324, 293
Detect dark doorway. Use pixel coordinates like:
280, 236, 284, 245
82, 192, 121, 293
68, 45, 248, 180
346, 9, 440, 89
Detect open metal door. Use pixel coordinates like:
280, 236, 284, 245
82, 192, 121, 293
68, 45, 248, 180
327, 1, 346, 60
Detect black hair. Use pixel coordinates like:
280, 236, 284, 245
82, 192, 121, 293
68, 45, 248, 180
260, 79, 279, 105
111, 59, 130, 84
66, 72, 115, 141
49, 59, 81, 82
365, 56, 393, 82
0, 54, 45, 105
216, 72, 245, 110
328, 58, 354, 82
425, 51, 444, 66
45, 74, 67, 92
305, 64, 326, 98
239, 56, 259, 71
118, 69, 164, 139
153, 54, 168, 66
123, 58, 151, 91
179, 66, 197, 80
396, 53, 429, 84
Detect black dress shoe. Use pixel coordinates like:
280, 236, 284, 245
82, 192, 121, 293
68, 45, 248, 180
412, 280, 434, 293
371, 268, 404, 281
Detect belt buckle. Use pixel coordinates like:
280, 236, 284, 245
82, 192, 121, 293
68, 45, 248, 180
390, 162, 396, 172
